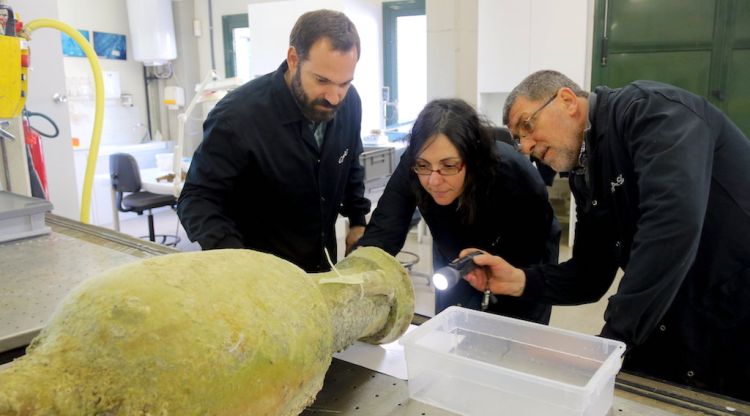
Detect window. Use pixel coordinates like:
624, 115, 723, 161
222, 14, 249, 79
383, 0, 426, 128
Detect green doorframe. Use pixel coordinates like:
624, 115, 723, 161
383, 0, 425, 127
222, 14, 249, 78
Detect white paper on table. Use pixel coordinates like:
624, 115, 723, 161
333, 324, 416, 380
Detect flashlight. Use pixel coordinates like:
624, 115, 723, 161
431, 251, 483, 291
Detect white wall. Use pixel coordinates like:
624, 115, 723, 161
344, 0, 382, 132
426, 0, 478, 106
57, 0, 200, 150
477, 0, 531, 94
14, 0, 199, 222
58, 0, 150, 146
245, 0, 383, 133
166, 0, 202, 154
247, 0, 312, 78
476, 0, 591, 90
529, 0, 589, 87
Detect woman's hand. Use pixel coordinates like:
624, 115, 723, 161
458, 248, 527, 297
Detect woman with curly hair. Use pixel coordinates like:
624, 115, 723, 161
357, 98, 559, 323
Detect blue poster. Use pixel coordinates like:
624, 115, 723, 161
93, 31, 127, 60
61, 30, 90, 57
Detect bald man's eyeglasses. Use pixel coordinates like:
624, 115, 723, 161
510, 93, 557, 148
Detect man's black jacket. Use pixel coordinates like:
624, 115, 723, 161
178, 62, 370, 272
522, 81, 750, 398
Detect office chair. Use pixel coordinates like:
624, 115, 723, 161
109, 153, 181, 246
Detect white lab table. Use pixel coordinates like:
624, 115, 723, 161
139, 167, 183, 196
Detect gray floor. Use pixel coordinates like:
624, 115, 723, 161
112, 208, 622, 336
112, 207, 200, 252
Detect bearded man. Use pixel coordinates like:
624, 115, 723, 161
178, 10, 370, 272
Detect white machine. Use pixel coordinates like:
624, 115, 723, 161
171, 71, 243, 196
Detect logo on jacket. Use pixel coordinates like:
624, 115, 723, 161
338, 148, 349, 164
610, 174, 624, 193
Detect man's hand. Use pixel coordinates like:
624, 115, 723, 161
345, 225, 366, 255
458, 248, 527, 297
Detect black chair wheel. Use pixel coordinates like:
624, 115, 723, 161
139, 234, 181, 247
396, 250, 430, 286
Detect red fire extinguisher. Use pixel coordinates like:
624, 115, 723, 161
23, 109, 59, 200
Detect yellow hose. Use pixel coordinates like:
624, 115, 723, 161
25, 19, 104, 224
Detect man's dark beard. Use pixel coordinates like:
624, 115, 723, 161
291, 69, 340, 122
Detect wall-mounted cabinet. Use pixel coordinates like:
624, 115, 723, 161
477, 0, 590, 94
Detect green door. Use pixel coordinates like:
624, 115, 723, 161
725, 0, 750, 135
591, 0, 750, 137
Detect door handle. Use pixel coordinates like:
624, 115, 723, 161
52, 93, 68, 104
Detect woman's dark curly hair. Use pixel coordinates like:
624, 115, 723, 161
405, 98, 500, 224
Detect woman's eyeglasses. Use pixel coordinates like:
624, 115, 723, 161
413, 160, 465, 176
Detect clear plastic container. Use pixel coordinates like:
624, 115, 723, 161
400, 306, 626, 416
